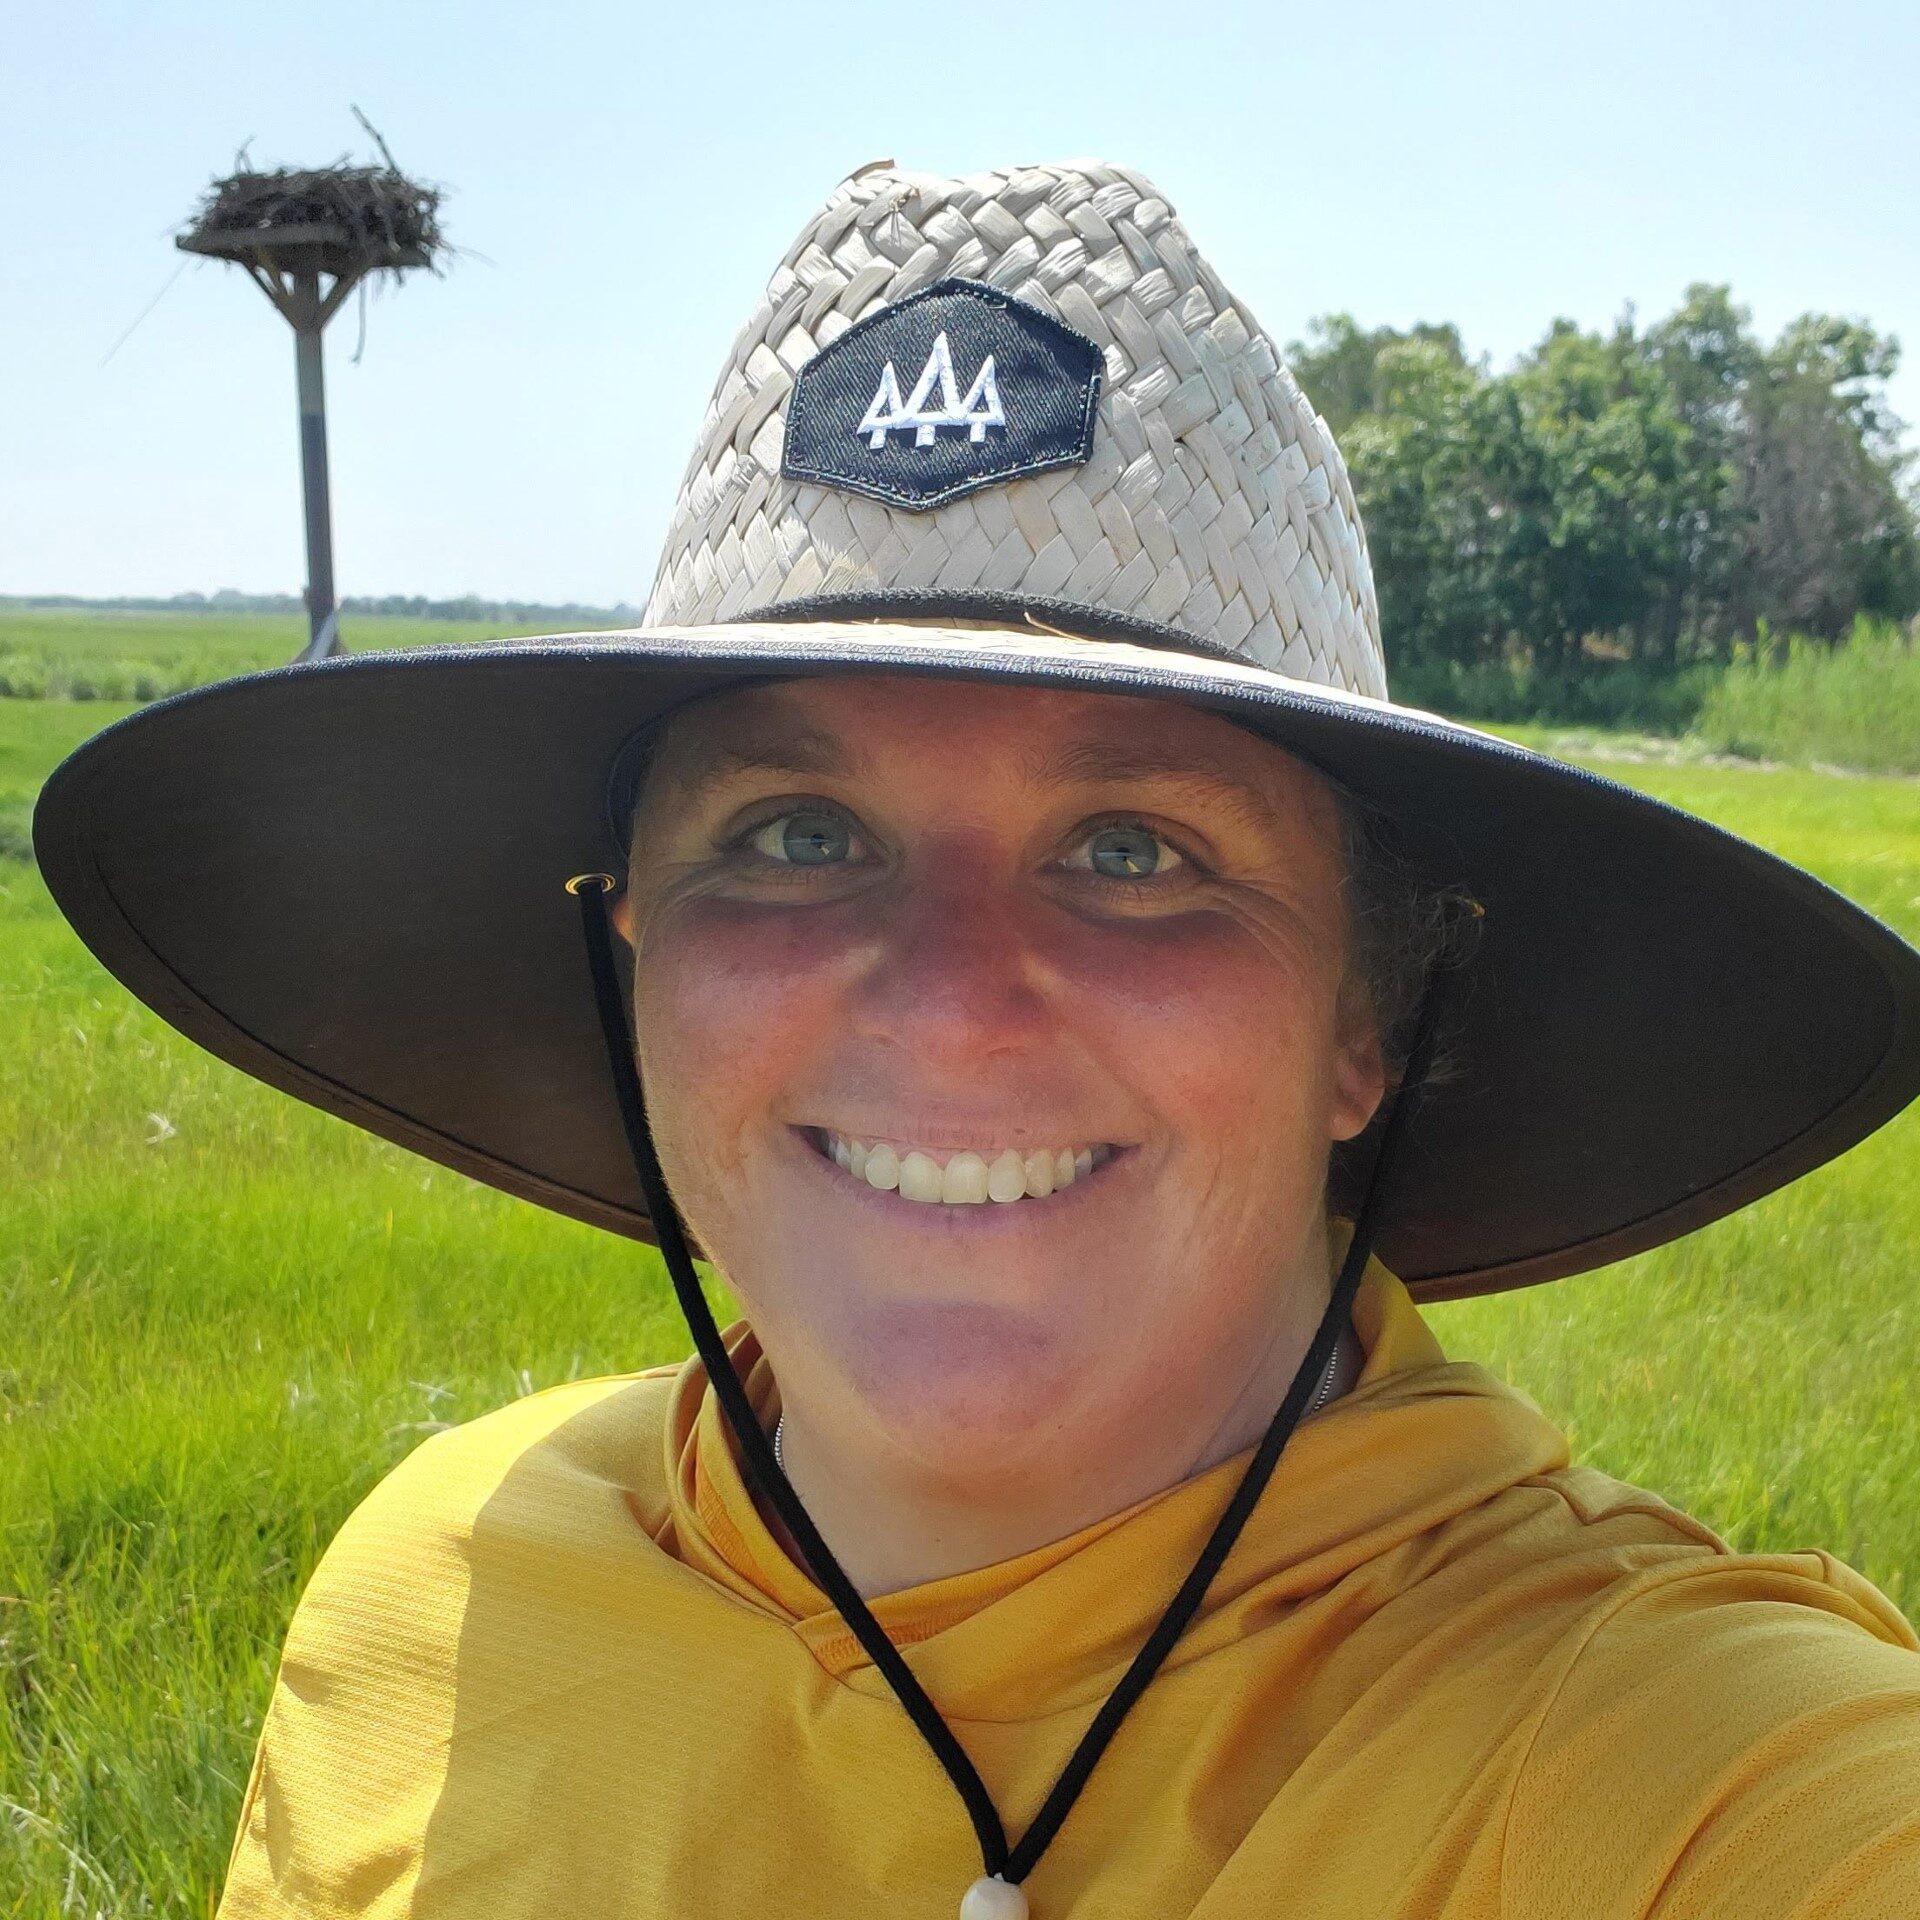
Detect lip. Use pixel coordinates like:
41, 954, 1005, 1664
783, 1123, 1137, 1225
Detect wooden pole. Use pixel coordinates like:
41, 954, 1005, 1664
178, 198, 435, 667
291, 270, 341, 663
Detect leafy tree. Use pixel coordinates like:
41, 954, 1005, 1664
1503, 316, 1696, 670
1288, 315, 1471, 436
1637, 285, 1754, 659
1735, 314, 1919, 640
1340, 340, 1499, 670
1288, 287, 1918, 689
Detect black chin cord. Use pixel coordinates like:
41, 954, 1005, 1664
574, 873, 1456, 1891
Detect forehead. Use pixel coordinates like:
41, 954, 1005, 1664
637, 672, 1339, 836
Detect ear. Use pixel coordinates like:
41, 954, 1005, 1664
1328, 979, 1387, 1143
609, 886, 636, 948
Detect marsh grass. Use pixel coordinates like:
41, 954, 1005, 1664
7, 606, 1918, 774
1692, 617, 1920, 776
1, 696, 1916, 1915
0, 606, 626, 705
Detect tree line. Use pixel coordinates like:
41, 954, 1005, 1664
1288, 286, 1918, 686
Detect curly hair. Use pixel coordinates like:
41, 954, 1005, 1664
1323, 775, 1485, 1217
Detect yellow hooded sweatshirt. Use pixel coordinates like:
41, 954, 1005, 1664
217, 1259, 1920, 1919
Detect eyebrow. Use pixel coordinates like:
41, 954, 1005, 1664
655, 720, 1293, 840
1024, 737, 1294, 840
663, 726, 859, 803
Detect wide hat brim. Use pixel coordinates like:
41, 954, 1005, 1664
32, 616, 1920, 1303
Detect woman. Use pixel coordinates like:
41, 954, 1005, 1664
35, 160, 1920, 1917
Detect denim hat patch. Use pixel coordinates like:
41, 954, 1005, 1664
781, 278, 1102, 511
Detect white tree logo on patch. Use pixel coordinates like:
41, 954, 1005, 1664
856, 331, 1005, 449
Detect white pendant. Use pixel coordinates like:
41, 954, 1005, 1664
959, 1874, 1029, 1920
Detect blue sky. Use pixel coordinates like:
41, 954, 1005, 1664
5, 0, 1915, 606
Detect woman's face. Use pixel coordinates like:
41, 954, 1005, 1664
614, 674, 1384, 1481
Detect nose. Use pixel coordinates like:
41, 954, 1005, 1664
847, 834, 1051, 1067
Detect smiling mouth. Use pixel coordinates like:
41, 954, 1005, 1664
803, 1129, 1120, 1206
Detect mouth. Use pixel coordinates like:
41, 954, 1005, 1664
801, 1127, 1124, 1207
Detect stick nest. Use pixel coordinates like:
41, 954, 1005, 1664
180, 161, 446, 273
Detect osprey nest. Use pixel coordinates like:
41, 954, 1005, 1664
178, 160, 446, 278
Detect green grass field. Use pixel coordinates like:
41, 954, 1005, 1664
0, 605, 628, 704
3, 627, 1918, 1915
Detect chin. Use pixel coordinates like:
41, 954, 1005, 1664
828, 1293, 1081, 1463
702, 1154, 1172, 1453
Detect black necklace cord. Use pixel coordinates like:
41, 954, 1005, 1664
574, 871, 1463, 1895
572, 875, 1013, 1874
1001, 934, 1459, 1881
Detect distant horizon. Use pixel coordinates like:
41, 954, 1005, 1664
2, 589, 641, 619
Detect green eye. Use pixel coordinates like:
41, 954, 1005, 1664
1084, 825, 1179, 878
751, 810, 856, 864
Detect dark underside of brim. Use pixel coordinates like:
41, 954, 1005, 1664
31, 623, 1920, 1302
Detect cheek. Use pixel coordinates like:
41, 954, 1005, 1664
631, 899, 856, 1175
1053, 910, 1345, 1152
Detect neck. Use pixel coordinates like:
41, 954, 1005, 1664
747, 1225, 1355, 1599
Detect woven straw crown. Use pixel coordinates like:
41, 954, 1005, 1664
644, 159, 1389, 701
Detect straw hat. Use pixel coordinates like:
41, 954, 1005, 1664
645, 158, 1383, 689
33, 157, 1920, 1301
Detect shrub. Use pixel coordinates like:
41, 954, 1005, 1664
1391, 655, 1721, 734
0, 652, 232, 704
0, 655, 52, 700
0, 805, 33, 862
1694, 616, 1920, 775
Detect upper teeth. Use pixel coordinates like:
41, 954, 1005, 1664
820, 1132, 1113, 1204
